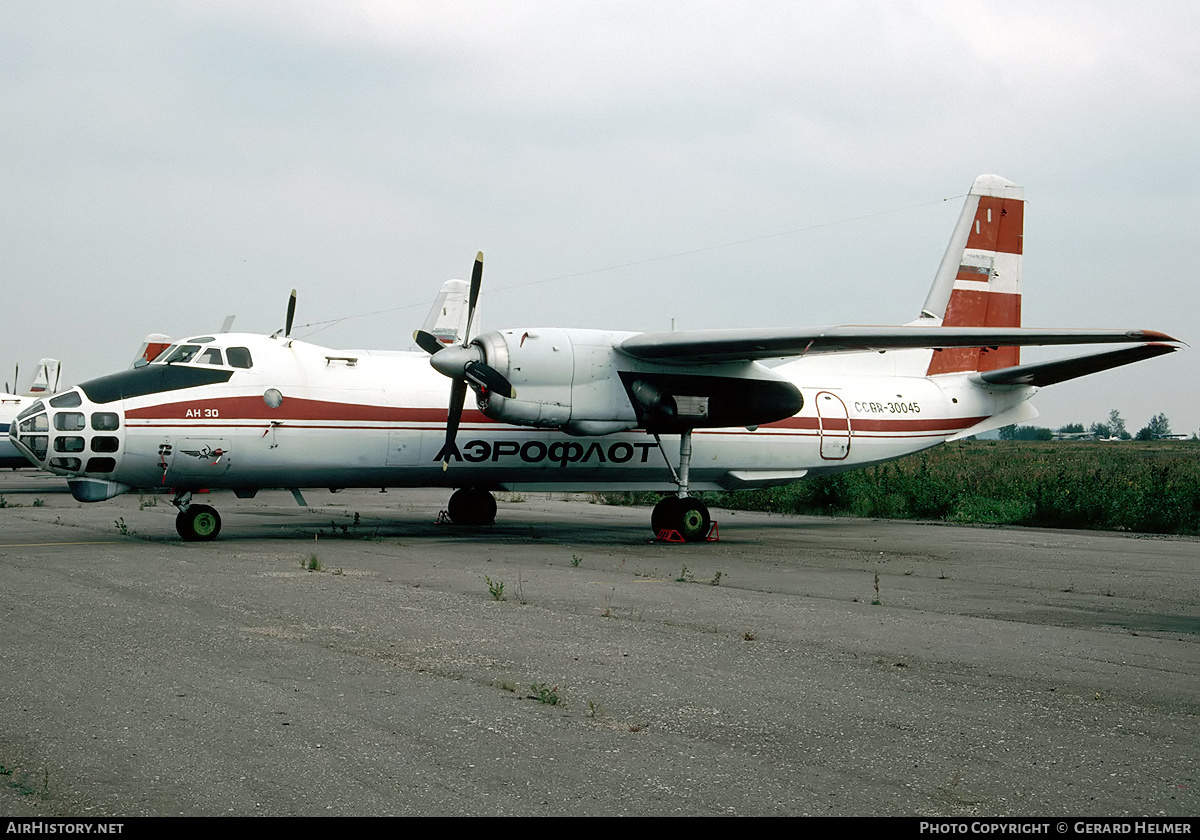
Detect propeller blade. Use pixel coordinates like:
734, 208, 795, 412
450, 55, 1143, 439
436, 379, 469, 470
463, 361, 515, 399
428, 250, 508, 469
285, 289, 297, 338
463, 251, 483, 344
413, 330, 445, 356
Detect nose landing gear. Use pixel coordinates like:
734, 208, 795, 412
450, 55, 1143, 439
172, 491, 222, 541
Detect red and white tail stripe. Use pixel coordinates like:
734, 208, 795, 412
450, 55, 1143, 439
924, 175, 1024, 375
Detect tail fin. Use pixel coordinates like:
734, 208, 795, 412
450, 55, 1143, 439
135, 334, 172, 366
28, 359, 61, 394
923, 174, 1024, 375
421, 279, 473, 346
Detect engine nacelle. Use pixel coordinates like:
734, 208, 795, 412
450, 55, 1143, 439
472, 329, 640, 435
469, 328, 804, 435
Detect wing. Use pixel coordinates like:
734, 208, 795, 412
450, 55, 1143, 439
617, 326, 1181, 364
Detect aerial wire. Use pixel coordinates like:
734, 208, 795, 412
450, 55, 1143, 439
293, 192, 965, 340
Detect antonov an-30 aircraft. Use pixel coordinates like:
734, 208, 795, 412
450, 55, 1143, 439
8, 175, 1180, 540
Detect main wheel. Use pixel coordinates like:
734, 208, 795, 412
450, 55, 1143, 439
447, 488, 497, 527
176, 504, 222, 541
651, 496, 711, 541
675, 498, 711, 542
651, 496, 682, 535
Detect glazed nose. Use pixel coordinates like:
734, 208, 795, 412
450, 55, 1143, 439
10, 391, 125, 476
10, 399, 50, 466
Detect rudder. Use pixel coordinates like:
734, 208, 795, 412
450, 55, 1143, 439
923, 175, 1024, 375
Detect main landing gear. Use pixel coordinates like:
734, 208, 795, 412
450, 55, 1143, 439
172, 491, 222, 541
650, 428, 714, 542
651, 495, 712, 542
447, 487, 497, 527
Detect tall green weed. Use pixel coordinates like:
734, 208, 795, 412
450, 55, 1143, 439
599, 441, 1200, 535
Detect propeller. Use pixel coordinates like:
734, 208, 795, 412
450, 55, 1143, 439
272, 290, 299, 340
414, 251, 515, 469
285, 289, 297, 338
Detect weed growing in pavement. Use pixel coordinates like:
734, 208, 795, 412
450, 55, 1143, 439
529, 683, 561, 705
485, 575, 505, 601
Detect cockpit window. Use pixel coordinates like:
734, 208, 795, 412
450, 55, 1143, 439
227, 347, 253, 369
163, 345, 201, 364
196, 348, 224, 366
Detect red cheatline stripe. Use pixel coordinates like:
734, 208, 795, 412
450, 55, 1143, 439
763, 415, 985, 433
125, 396, 493, 424
129, 416, 986, 437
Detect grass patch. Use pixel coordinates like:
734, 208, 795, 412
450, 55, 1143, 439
598, 440, 1200, 535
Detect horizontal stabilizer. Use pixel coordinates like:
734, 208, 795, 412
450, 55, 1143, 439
618, 326, 1179, 364
969, 344, 1178, 388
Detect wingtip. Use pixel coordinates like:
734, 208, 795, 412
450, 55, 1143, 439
1136, 329, 1183, 344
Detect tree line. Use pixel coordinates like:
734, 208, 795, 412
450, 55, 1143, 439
999, 410, 1184, 441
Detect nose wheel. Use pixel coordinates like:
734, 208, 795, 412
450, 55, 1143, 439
176, 503, 222, 541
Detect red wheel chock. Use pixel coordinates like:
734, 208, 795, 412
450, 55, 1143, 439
654, 521, 719, 543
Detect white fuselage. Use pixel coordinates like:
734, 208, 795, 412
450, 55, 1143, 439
9, 332, 1031, 500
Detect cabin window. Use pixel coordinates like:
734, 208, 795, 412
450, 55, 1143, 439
49, 457, 81, 471
91, 413, 120, 431
16, 401, 44, 421
227, 347, 253, 369
54, 412, 86, 431
54, 436, 85, 453
86, 457, 116, 473
91, 437, 120, 453
21, 436, 47, 459
19, 413, 48, 433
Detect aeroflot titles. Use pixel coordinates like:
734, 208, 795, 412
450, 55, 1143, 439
446, 439, 659, 467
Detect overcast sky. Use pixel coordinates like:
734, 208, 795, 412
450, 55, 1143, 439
3, 1, 1197, 434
